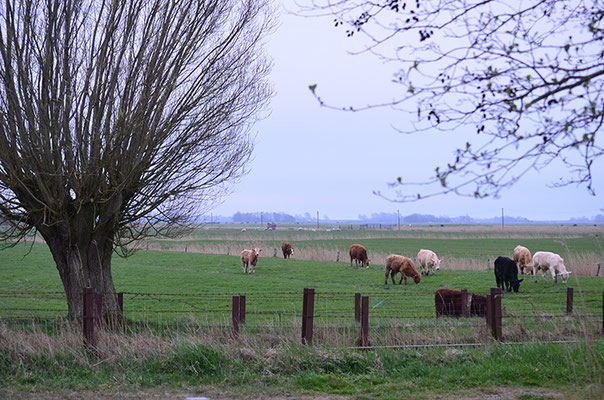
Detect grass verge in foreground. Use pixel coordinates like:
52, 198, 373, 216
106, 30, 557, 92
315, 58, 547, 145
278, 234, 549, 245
1, 322, 602, 399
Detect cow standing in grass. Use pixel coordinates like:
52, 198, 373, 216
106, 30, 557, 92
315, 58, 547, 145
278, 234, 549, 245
349, 244, 370, 268
281, 242, 294, 259
494, 256, 523, 292
241, 248, 261, 275
532, 251, 572, 284
385, 254, 421, 285
417, 249, 441, 276
513, 245, 532, 275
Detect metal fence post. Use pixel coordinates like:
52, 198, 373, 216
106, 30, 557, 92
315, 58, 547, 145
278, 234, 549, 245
354, 293, 361, 322
83, 287, 95, 349
361, 296, 369, 347
301, 288, 315, 345
231, 296, 240, 338
566, 287, 573, 315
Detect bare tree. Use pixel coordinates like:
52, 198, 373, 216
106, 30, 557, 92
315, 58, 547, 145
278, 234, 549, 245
0, 0, 273, 320
300, 0, 603, 200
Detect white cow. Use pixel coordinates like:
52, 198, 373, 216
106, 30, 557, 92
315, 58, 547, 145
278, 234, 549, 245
416, 249, 441, 276
532, 251, 572, 284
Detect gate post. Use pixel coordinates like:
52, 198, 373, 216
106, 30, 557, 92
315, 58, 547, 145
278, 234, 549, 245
83, 287, 95, 349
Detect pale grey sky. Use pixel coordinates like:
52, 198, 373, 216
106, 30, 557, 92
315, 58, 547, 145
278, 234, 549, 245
210, 2, 604, 221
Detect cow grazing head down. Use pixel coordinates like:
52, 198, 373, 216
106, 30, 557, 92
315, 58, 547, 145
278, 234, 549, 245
349, 244, 370, 268
532, 251, 572, 284
494, 256, 523, 293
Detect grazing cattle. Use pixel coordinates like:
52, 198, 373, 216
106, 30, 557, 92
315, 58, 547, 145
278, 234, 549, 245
494, 256, 523, 292
435, 289, 487, 317
385, 254, 421, 285
513, 245, 532, 275
532, 251, 572, 284
416, 249, 441, 276
241, 248, 262, 275
349, 244, 370, 268
281, 242, 294, 259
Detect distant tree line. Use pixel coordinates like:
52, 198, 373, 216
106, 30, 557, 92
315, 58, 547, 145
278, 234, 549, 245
222, 211, 602, 224
233, 212, 296, 223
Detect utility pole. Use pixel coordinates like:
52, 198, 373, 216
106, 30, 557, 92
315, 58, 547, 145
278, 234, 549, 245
397, 210, 400, 231
260, 212, 263, 227
316, 211, 319, 229
501, 208, 504, 230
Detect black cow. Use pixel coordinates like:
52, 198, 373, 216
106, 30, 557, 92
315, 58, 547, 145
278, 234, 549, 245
494, 256, 523, 292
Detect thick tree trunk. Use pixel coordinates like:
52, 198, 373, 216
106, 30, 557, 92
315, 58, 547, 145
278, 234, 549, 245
40, 228, 121, 322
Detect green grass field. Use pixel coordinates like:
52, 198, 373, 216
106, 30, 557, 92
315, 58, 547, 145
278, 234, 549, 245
1, 226, 603, 399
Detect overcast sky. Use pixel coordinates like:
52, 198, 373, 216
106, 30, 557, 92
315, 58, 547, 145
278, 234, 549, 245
209, 2, 603, 222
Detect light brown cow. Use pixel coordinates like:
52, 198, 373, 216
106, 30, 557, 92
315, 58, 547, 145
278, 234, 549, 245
513, 245, 532, 275
385, 254, 421, 285
417, 249, 441, 276
281, 242, 294, 259
349, 244, 370, 268
241, 248, 262, 274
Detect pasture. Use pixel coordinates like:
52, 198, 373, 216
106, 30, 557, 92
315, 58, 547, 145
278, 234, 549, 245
1, 224, 603, 399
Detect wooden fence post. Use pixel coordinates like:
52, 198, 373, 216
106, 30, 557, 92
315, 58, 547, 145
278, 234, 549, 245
360, 296, 369, 347
239, 295, 246, 324
354, 293, 361, 322
95, 291, 103, 329
118, 292, 124, 313
231, 296, 240, 339
486, 294, 492, 328
83, 287, 95, 349
301, 288, 315, 345
566, 287, 573, 315
490, 288, 502, 342
461, 289, 469, 317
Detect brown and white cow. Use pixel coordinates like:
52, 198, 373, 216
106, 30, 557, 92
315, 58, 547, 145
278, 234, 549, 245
513, 245, 532, 275
241, 248, 262, 275
281, 242, 294, 259
385, 254, 421, 285
417, 249, 441, 276
349, 244, 370, 268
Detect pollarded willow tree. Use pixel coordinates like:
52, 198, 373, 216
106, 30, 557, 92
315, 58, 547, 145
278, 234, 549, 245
0, 0, 273, 320
301, 0, 604, 200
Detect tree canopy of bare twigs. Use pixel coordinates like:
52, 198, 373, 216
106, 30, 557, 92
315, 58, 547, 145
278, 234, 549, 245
0, 0, 273, 320
300, 0, 603, 201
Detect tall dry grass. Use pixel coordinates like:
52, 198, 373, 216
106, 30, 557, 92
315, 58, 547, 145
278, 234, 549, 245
139, 240, 602, 276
